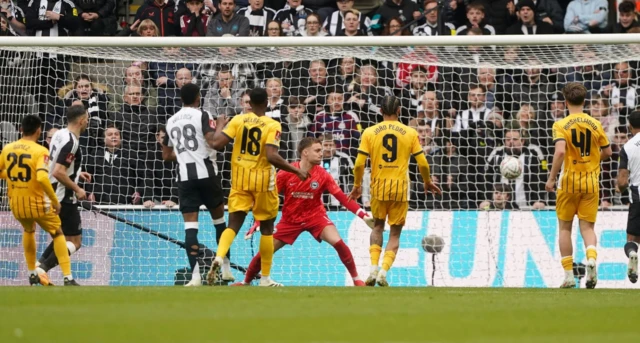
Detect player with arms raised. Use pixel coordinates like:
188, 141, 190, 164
233, 137, 375, 286
350, 96, 441, 287
162, 83, 229, 286
207, 88, 308, 287
545, 82, 612, 289
0, 115, 76, 285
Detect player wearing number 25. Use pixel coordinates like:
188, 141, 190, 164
350, 96, 441, 287
0, 115, 74, 286
546, 82, 612, 289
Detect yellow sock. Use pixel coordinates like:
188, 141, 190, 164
260, 235, 274, 277
586, 245, 597, 261
561, 256, 573, 271
370, 244, 382, 267
22, 231, 36, 271
216, 228, 236, 259
381, 251, 397, 272
52, 235, 71, 277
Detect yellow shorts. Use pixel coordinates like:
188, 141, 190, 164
228, 188, 279, 221
555, 189, 599, 223
15, 210, 61, 235
371, 198, 409, 226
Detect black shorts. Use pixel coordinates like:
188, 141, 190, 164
60, 202, 82, 236
628, 203, 640, 237
178, 177, 224, 214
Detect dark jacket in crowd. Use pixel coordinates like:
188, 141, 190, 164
134, 0, 178, 36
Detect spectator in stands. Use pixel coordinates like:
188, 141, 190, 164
329, 57, 356, 88
117, 18, 159, 37
1, 0, 26, 35
514, 103, 550, 151
340, 10, 366, 36
564, 0, 607, 34
299, 0, 336, 21
548, 91, 566, 121
56, 74, 110, 150
370, 0, 421, 35
275, 0, 314, 36
506, 0, 554, 34
614, 1, 640, 34
452, 84, 492, 133
202, 66, 244, 117
599, 61, 638, 124
134, 0, 178, 36
86, 126, 142, 205
180, 0, 211, 36
413, 0, 455, 36
45, 127, 58, 149
158, 68, 194, 122
291, 59, 330, 115
485, 128, 547, 209
76, 0, 117, 36
111, 65, 158, 114
283, 96, 310, 160
207, 0, 250, 36
297, 12, 325, 35
266, 77, 287, 122
414, 119, 439, 156
143, 125, 178, 208
110, 84, 158, 151
320, 132, 354, 207
524, 0, 565, 33
611, 125, 631, 205
381, 16, 412, 36
308, 86, 360, 157
429, 136, 470, 209
346, 64, 388, 128
240, 89, 252, 114
456, 3, 496, 35
588, 94, 618, 141
506, 58, 556, 118
323, 0, 370, 36
478, 183, 519, 210
396, 47, 438, 89
477, 67, 499, 111
266, 19, 284, 35
399, 66, 433, 120
477, 0, 516, 34
237, 0, 277, 36
409, 90, 443, 139
148, 54, 195, 120
562, 44, 605, 93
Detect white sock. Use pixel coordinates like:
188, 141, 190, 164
65, 274, 74, 280
352, 276, 362, 282
36, 261, 40, 268
66, 241, 77, 255
222, 257, 231, 272
261, 275, 271, 282
192, 262, 201, 281
369, 265, 379, 274
29, 269, 37, 276
378, 269, 387, 277
35, 267, 45, 274
564, 270, 573, 279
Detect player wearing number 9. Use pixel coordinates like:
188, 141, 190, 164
349, 95, 441, 287
546, 82, 612, 289
0, 115, 76, 286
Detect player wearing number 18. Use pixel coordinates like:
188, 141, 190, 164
207, 88, 308, 287
0, 115, 75, 286
349, 96, 441, 287
546, 82, 612, 289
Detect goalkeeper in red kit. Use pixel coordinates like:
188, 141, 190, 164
233, 137, 374, 286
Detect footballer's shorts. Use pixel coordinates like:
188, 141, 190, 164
555, 189, 598, 223
274, 216, 334, 245
15, 209, 61, 235
59, 202, 82, 236
228, 188, 279, 221
178, 177, 224, 213
371, 198, 409, 226
627, 203, 640, 237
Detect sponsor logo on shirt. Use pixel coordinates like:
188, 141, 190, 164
291, 192, 313, 199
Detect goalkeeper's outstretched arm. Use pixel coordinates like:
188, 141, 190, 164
329, 185, 374, 228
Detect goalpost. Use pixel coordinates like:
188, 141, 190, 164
0, 35, 639, 288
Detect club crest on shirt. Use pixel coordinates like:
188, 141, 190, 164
43, 155, 49, 163
311, 181, 319, 189
66, 153, 75, 163
275, 130, 281, 140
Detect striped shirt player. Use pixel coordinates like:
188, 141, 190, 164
616, 110, 640, 283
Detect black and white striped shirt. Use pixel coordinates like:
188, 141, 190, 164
619, 133, 640, 203
236, 6, 276, 36
164, 107, 218, 182
48, 128, 82, 203
25, 0, 80, 37
322, 9, 371, 36
412, 21, 455, 36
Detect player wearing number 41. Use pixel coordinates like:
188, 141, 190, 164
350, 96, 441, 287
207, 88, 309, 287
232, 137, 375, 286
545, 82, 612, 289
162, 83, 230, 287
36, 105, 91, 286
0, 115, 76, 286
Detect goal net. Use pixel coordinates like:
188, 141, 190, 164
0, 35, 639, 288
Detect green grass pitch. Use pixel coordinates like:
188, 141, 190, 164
0, 287, 636, 343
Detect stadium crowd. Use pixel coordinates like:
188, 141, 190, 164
0, 0, 639, 210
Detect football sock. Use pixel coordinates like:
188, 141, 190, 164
624, 241, 639, 257
22, 231, 36, 271
184, 223, 199, 275
216, 228, 236, 260
40, 241, 77, 272
586, 245, 597, 262
259, 235, 274, 277
381, 251, 397, 272
213, 218, 229, 259
52, 235, 72, 278
332, 240, 358, 278
561, 256, 573, 279
38, 242, 54, 265
369, 244, 382, 267
244, 253, 261, 284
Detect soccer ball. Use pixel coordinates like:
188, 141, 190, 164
421, 235, 445, 254
500, 156, 522, 180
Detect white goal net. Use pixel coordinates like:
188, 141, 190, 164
0, 35, 639, 288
